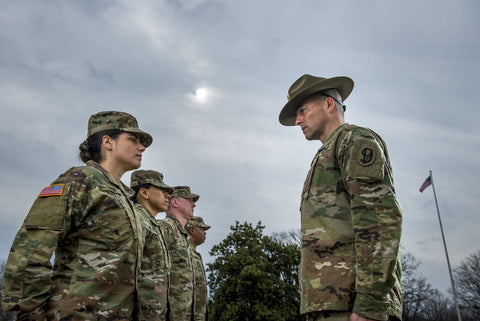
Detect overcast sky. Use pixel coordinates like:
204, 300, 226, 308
1, 0, 479, 296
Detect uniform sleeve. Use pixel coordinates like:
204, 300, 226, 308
1, 176, 89, 317
339, 131, 402, 320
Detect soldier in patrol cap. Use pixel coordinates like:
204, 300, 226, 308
185, 216, 211, 321
2, 111, 152, 319
279, 75, 403, 321
130, 170, 174, 320
159, 186, 199, 320
186, 216, 211, 234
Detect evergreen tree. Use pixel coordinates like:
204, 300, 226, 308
207, 221, 304, 321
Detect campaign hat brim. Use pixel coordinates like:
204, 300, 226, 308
279, 75, 354, 126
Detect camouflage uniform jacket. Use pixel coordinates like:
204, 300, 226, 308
159, 214, 194, 321
1, 161, 143, 320
189, 243, 208, 321
135, 204, 170, 321
300, 123, 402, 321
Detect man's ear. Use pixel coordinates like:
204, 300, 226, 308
325, 97, 336, 113
170, 197, 178, 208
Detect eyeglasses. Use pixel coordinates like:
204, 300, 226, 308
317, 91, 346, 112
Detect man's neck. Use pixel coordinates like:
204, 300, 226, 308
189, 240, 197, 249
320, 119, 345, 143
167, 211, 188, 227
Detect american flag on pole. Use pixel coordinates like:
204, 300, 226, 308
419, 175, 432, 192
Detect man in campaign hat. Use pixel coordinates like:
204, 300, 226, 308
159, 186, 200, 320
279, 75, 403, 321
131, 170, 174, 320
185, 216, 211, 321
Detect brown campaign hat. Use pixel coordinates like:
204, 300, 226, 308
279, 74, 354, 126
87, 111, 153, 147
130, 170, 174, 194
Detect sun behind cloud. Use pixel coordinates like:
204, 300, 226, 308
192, 87, 209, 104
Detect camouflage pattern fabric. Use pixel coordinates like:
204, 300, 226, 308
300, 123, 402, 321
87, 110, 152, 148
159, 214, 194, 321
189, 243, 208, 321
135, 204, 170, 321
1, 161, 142, 320
130, 170, 173, 194
171, 186, 199, 202
185, 216, 210, 230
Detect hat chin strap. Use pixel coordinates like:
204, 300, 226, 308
316, 91, 346, 112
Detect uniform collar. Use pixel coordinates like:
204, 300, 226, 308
166, 212, 189, 234
134, 203, 161, 225
86, 160, 135, 199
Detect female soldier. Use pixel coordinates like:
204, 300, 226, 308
1, 111, 152, 320
130, 170, 173, 321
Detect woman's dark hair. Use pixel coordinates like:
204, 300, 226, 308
131, 184, 151, 203
78, 129, 122, 163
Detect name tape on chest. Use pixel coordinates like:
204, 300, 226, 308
38, 184, 64, 197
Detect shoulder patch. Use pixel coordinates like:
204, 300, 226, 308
358, 147, 375, 166
27, 187, 67, 230
347, 136, 385, 181
38, 184, 64, 197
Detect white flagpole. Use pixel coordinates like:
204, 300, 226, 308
429, 170, 462, 321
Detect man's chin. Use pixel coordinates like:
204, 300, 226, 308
304, 135, 315, 141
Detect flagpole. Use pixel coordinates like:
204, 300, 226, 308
429, 170, 462, 321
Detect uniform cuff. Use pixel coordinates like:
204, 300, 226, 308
353, 292, 389, 321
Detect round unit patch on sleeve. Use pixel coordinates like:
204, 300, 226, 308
358, 147, 375, 166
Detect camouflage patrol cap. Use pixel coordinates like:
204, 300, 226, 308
171, 186, 199, 202
87, 111, 153, 147
185, 216, 210, 230
130, 170, 174, 194
279, 74, 354, 126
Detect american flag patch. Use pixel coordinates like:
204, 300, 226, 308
38, 184, 64, 197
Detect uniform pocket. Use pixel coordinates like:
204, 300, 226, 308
25, 192, 67, 230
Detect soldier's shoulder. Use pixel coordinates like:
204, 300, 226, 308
53, 165, 100, 183
44, 166, 109, 197
348, 125, 381, 139
337, 125, 383, 146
